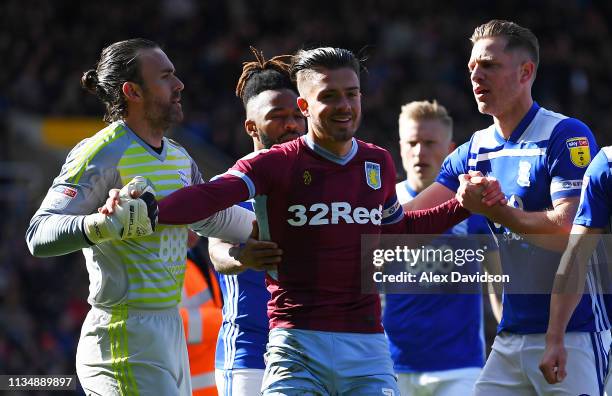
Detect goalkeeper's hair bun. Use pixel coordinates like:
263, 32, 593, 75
83, 39, 159, 123
81, 69, 99, 94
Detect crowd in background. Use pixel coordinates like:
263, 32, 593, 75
1, 0, 611, 391
2, 0, 612, 158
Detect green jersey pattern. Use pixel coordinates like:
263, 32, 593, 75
33, 121, 202, 309
114, 138, 193, 307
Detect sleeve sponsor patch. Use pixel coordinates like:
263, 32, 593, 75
550, 179, 583, 195
41, 186, 78, 210
566, 137, 591, 168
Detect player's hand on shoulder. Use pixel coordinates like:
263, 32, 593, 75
230, 221, 282, 271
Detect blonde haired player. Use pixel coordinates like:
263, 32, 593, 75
386, 99, 501, 396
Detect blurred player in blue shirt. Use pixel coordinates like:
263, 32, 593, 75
403, 20, 610, 395
541, 146, 612, 392
386, 99, 501, 396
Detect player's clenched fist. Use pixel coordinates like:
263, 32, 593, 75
539, 338, 567, 384
85, 177, 158, 243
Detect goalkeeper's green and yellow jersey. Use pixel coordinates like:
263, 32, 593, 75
31, 121, 200, 309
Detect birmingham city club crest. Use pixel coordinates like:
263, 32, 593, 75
365, 161, 381, 190
516, 160, 531, 187
178, 169, 190, 186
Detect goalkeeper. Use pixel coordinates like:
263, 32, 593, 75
26, 39, 260, 396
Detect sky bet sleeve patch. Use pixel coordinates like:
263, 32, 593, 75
566, 137, 591, 168
41, 185, 78, 210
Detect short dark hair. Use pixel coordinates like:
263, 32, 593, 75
81, 38, 159, 123
471, 20, 539, 68
236, 47, 295, 108
290, 47, 361, 82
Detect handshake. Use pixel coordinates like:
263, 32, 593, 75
83, 177, 159, 244
455, 170, 507, 213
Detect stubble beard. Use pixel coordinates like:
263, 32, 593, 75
259, 131, 276, 150
144, 97, 183, 132
314, 113, 360, 143
331, 113, 360, 142
330, 129, 354, 142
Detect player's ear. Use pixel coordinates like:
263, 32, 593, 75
297, 97, 309, 117
245, 119, 258, 139
448, 141, 456, 154
122, 82, 143, 102
520, 61, 535, 84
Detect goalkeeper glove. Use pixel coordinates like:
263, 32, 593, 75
83, 177, 158, 244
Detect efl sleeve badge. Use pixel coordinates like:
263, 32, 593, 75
566, 137, 591, 168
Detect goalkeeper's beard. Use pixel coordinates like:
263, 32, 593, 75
143, 95, 183, 133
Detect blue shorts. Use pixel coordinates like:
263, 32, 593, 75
262, 328, 399, 395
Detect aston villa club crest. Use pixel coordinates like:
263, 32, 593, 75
364, 161, 381, 190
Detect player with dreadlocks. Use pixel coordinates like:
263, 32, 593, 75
232, 47, 304, 148
209, 47, 305, 396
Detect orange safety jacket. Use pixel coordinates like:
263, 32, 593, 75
179, 258, 223, 396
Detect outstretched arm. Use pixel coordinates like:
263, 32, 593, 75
405, 178, 505, 212
456, 172, 577, 252
158, 176, 250, 225
388, 175, 505, 235
104, 176, 251, 226
466, 197, 578, 252
102, 177, 256, 242
402, 182, 455, 211
402, 198, 470, 234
